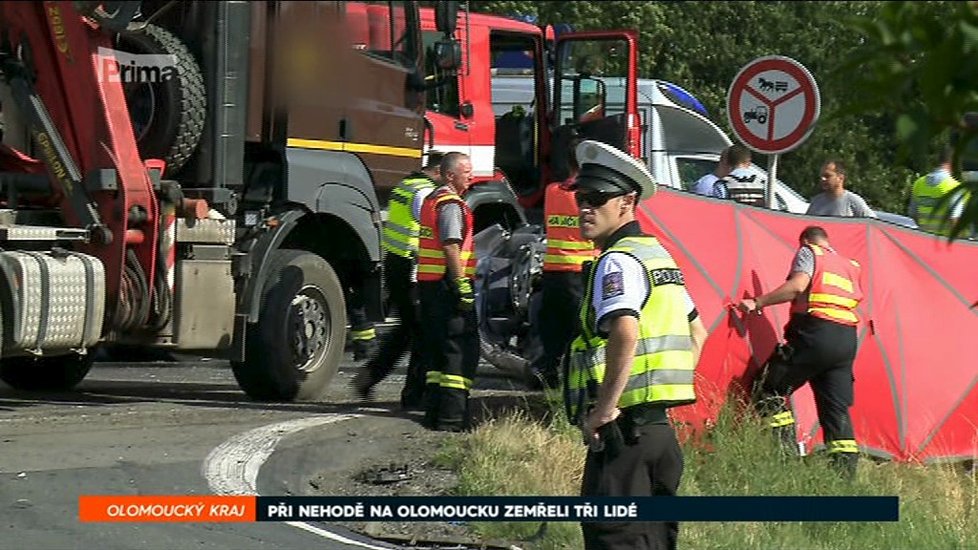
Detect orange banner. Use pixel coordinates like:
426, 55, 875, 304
79, 495, 257, 522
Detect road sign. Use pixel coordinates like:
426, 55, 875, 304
726, 56, 820, 155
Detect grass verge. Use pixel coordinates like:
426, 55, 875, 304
436, 397, 977, 549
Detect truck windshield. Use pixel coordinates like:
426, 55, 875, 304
556, 38, 628, 125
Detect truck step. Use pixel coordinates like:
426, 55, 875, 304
0, 225, 89, 242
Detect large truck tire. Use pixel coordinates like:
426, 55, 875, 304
231, 250, 346, 402
0, 352, 95, 391
116, 23, 206, 174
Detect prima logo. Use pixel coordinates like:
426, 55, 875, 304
96, 47, 177, 84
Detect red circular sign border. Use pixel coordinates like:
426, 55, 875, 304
726, 56, 820, 154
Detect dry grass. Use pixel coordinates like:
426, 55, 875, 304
437, 401, 978, 549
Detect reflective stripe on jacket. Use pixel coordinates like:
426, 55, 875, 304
417, 188, 476, 281
912, 174, 962, 236
383, 175, 436, 258
566, 236, 696, 421
791, 243, 863, 326
543, 181, 598, 272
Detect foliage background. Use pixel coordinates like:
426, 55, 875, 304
459, 1, 958, 214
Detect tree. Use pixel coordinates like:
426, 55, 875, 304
470, 0, 978, 218
840, 1, 978, 239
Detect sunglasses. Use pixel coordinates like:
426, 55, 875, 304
574, 191, 627, 208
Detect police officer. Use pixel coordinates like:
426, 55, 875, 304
716, 144, 764, 206
565, 140, 708, 550
353, 152, 443, 406
529, 137, 597, 389
909, 145, 966, 236
738, 226, 863, 480
416, 152, 479, 432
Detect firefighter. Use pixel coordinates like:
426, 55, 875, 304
738, 225, 863, 480
528, 137, 597, 389
353, 151, 443, 407
565, 140, 708, 550
417, 152, 478, 432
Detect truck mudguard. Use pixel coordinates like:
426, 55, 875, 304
285, 147, 383, 264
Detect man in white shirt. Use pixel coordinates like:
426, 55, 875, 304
691, 147, 730, 198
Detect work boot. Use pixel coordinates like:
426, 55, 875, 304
351, 368, 378, 400
830, 453, 858, 481
352, 338, 377, 362
400, 386, 425, 411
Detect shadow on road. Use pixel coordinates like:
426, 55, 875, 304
0, 360, 542, 431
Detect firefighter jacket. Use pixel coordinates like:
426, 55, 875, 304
383, 173, 436, 258
566, 235, 696, 421
911, 173, 963, 236
790, 243, 863, 326
417, 187, 477, 282
543, 180, 598, 272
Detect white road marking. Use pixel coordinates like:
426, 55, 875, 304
203, 414, 395, 550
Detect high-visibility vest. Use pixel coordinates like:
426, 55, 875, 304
417, 187, 477, 281
911, 173, 963, 236
383, 174, 436, 258
566, 236, 696, 421
543, 180, 598, 272
723, 171, 765, 207
790, 243, 862, 326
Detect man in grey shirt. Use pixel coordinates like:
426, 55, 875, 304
806, 160, 877, 218
418, 152, 478, 433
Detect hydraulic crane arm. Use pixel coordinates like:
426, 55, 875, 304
0, 1, 160, 331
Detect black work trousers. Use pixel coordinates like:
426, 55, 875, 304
753, 314, 858, 474
419, 277, 479, 431
581, 420, 683, 550
346, 284, 374, 337
365, 253, 426, 405
529, 270, 585, 379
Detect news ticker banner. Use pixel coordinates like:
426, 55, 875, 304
79, 495, 899, 523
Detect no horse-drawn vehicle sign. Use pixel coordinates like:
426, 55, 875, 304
727, 55, 820, 155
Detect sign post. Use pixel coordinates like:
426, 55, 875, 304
726, 56, 820, 209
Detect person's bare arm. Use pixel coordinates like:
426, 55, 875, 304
442, 242, 463, 280
739, 271, 811, 313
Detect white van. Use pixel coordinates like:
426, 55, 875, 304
491, 74, 914, 226
491, 74, 810, 212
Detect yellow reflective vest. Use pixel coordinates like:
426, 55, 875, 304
911, 173, 963, 236
383, 175, 436, 258
566, 236, 696, 421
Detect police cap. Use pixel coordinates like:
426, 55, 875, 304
571, 139, 657, 201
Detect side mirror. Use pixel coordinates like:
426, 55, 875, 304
435, 2, 458, 36
573, 76, 606, 123
434, 39, 462, 71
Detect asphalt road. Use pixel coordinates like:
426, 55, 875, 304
0, 343, 529, 550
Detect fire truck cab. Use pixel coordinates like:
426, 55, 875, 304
417, 10, 640, 228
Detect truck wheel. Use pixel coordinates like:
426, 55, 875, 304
231, 250, 346, 402
116, 23, 206, 174
0, 352, 95, 391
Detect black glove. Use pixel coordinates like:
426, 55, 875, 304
590, 420, 625, 460
454, 277, 475, 312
